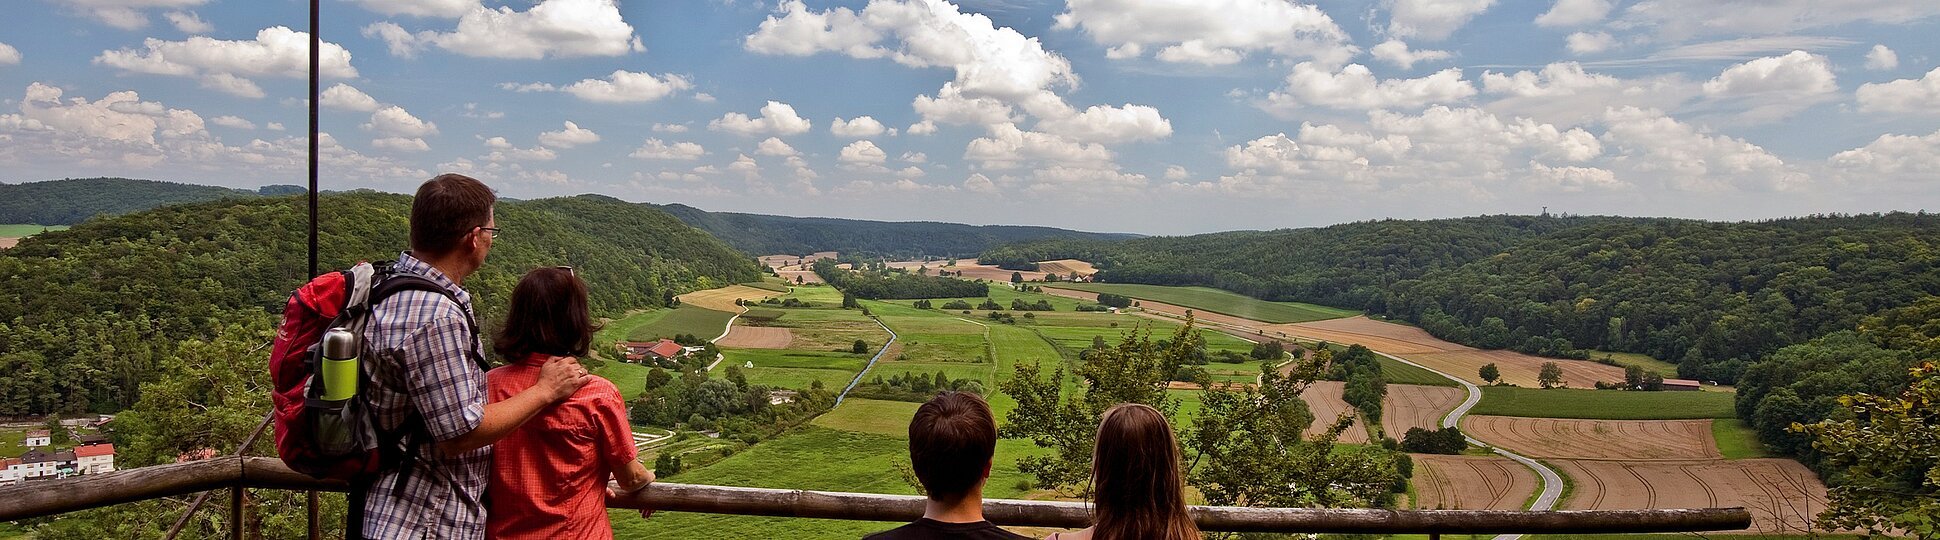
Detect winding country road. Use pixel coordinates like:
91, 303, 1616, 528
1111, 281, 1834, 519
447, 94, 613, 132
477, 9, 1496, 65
1368, 350, 1565, 540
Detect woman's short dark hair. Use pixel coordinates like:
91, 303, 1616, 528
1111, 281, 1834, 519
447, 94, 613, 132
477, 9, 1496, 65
410, 173, 496, 256
494, 267, 597, 361
908, 391, 997, 502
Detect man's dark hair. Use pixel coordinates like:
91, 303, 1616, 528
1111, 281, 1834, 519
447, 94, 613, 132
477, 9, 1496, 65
410, 173, 496, 256
908, 391, 996, 502
494, 267, 598, 361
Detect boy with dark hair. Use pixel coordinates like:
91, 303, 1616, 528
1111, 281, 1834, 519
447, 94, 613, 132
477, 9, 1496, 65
356, 173, 591, 539
866, 391, 1028, 540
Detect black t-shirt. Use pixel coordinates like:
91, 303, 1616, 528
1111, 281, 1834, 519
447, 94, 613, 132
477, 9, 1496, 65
864, 518, 1031, 540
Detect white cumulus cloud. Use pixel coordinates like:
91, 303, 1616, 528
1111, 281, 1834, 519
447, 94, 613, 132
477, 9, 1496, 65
504, 70, 691, 103
631, 138, 706, 160
1052, 0, 1356, 66
1534, 0, 1610, 27
1700, 50, 1837, 122
361, 0, 643, 59
1266, 62, 1476, 112
709, 101, 812, 137
1565, 32, 1615, 55
0, 42, 18, 66
1865, 45, 1899, 71
164, 11, 213, 33
537, 121, 599, 148
830, 116, 887, 138
210, 115, 255, 129
756, 137, 798, 157
1829, 128, 1940, 179
745, 0, 1076, 101
347, 0, 478, 18
320, 83, 381, 112
1369, 40, 1452, 70
838, 140, 888, 164
1033, 103, 1172, 144
363, 106, 438, 138
1857, 67, 1940, 114
94, 27, 357, 98
1386, 0, 1496, 42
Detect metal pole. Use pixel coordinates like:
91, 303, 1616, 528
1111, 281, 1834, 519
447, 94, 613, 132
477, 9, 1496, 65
307, 0, 320, 278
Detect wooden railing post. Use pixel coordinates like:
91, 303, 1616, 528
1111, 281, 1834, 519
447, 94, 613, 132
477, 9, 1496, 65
228, 486, 243, 540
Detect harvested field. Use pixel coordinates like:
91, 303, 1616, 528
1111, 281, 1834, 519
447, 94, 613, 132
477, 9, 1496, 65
953, 264, 1046, 282
1302, 381, 1370, 444
1272, 316, 1460, 355
1554, 458, 1830, 533
1461, 416, 1720, 460
678, 284, 784, 313
775, 269, 824, 284
1412, 455, 1541, 510
718, 325, 795, 349
1382, 384, 1466, 437
1034, 259, 1097, 277
1403, 350, 1626, 387
0, 237, 17, 249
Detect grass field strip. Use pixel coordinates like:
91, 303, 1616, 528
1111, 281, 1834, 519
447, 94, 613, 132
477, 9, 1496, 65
952, 317, 1002, 388
1373, 349, 1564, 540
834, 316, 900, 407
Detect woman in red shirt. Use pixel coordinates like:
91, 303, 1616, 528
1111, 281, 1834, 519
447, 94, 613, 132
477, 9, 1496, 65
487, 267, 655, 539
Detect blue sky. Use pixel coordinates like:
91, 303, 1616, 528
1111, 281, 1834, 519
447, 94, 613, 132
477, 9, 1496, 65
1, 0, 1937, 235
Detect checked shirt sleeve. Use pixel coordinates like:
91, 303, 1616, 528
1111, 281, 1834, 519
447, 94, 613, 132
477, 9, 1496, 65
399, 314, 487, 442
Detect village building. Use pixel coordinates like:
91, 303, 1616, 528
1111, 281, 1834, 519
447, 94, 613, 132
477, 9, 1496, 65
617, 338, 689, 363
1661, 378, 1704, 391
74, 444, 116, 475
768, 390, 799, 405
23, 430, 50, 448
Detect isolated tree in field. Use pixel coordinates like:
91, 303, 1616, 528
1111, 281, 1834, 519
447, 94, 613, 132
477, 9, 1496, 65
852, 339, 870, 354
1624, 364, 1645, 389
1538, 362, 1564, 389
1640, 371, 1665, 391
1250, 340, 1285, 361
1011, 271, 1024, 284
1479, 363, 1500, 384
1797, 363, 1940, 536
842, 292, 860, 308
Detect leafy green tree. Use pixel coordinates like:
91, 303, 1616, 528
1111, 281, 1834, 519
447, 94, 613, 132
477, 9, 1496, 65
1797, 364, 1940, 537
44, 415, 69, 445
1011, 272, 1024, 284
1479, 363, 1500, 384
1000, 321, 1196, 491
1185, 354, 1406, 508
852, 340, 870, 354
1538, 362, 1564, 389
645, 367, 673, 391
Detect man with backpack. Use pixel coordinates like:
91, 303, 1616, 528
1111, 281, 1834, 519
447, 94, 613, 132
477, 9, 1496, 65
357, 173, 590, 539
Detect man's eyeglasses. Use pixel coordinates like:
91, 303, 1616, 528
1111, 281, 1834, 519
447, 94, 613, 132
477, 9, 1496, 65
478, 226, 500, 239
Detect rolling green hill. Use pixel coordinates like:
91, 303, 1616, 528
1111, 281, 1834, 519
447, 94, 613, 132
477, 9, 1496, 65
982, 213, 1940, 383
0, 178, 272, 225
655, 203, 1138, 259
0, 192, 759, 416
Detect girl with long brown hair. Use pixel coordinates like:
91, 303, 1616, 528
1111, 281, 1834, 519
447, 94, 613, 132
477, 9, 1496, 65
1047, 403, 1200, 540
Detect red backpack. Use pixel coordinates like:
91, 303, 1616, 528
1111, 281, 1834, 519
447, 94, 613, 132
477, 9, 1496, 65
269, 261, 486, 482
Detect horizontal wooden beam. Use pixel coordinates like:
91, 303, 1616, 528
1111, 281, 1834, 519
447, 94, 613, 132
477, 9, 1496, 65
0, 457, 1752, 535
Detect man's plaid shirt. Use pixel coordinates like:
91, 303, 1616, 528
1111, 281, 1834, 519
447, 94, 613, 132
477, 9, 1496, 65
358, 252, 491, 539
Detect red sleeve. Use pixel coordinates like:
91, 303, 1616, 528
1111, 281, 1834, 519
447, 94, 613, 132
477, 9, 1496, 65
592, 380, 638, 469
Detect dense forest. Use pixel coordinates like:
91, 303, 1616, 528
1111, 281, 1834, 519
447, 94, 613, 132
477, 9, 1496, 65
0, 192, 759, 416
0, 177, 282, 225
809, 258, 989, 299
982, 214, 1940, 383
656, 202, 1136, 259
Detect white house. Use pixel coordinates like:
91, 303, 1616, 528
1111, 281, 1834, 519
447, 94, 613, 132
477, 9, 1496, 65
74, 444, 115, 475
23, 430, 50, 448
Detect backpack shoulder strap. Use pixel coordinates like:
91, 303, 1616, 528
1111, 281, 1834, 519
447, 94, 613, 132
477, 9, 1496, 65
368, 266, 490, 373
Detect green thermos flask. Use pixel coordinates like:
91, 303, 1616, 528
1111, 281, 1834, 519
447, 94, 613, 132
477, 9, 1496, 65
320, 328, 359, 402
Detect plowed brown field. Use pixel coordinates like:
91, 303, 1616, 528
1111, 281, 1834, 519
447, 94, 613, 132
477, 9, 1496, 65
1554, 458, 1830, 533
1382, 384, 1466, 437
1302, 381, 1370, 444
717, 326, 794, 349
0, 237, 18, 249
1034, 259, 1098, 277
1405, 349, 1626, 387
1412, 454, 1541, 510
1461, 416, 1719, 460
1271, 316, 1460, 354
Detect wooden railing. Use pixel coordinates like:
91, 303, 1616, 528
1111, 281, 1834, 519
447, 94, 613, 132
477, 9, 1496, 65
0, 456, 1752, 536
